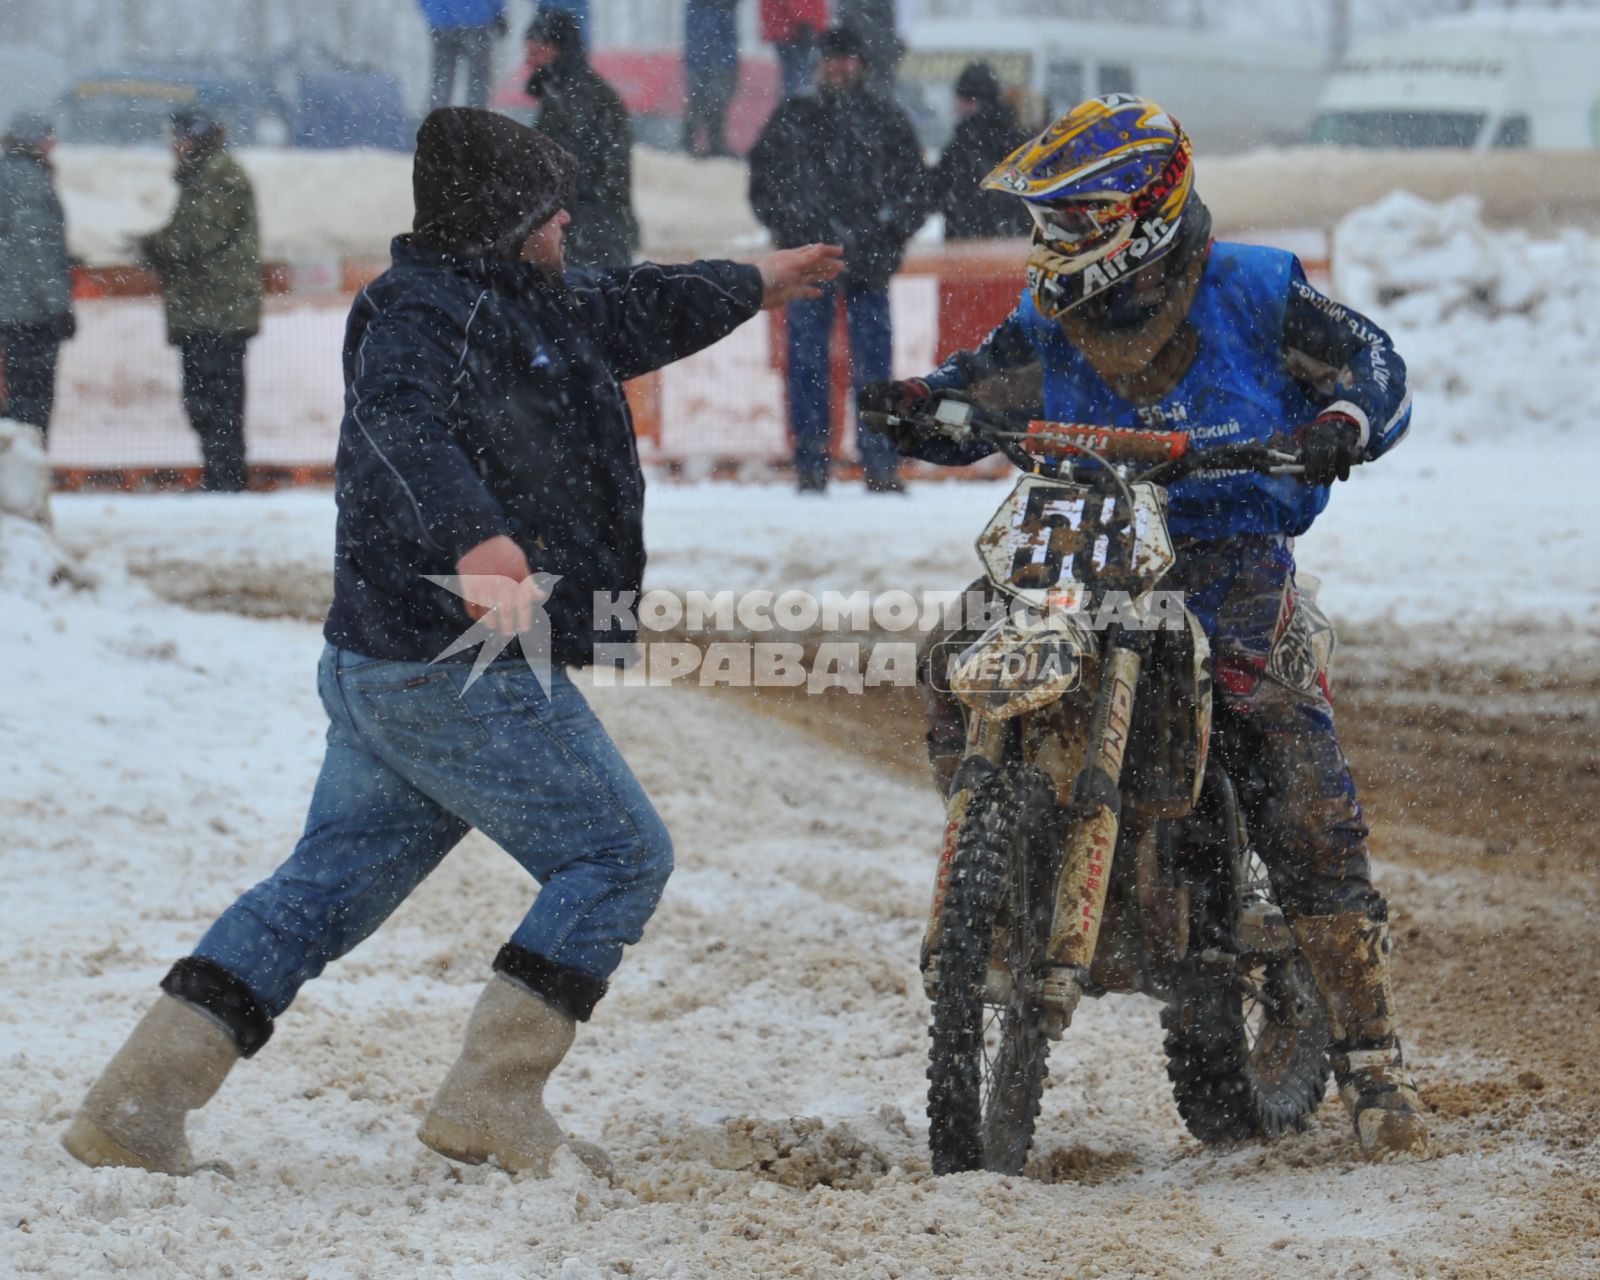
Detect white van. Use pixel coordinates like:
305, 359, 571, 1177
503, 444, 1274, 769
897, 18, 1326, 154
1310, 13, 1600, 149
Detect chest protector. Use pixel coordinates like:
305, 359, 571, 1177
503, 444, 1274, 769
1021, 242, 1331, 543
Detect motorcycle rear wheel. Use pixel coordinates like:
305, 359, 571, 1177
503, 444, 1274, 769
926, 766, 1063, 1175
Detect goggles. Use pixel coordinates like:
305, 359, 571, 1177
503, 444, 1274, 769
1026, 200, 1127, 253
1024, 140, 1193, 253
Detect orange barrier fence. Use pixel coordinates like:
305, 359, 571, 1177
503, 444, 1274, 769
16, 233, 1330, 491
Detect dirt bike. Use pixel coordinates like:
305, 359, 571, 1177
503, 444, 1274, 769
862, 397, 1333, 1176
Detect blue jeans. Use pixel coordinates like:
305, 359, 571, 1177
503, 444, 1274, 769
193, 646, 673, 1018
786, 283, 898, 484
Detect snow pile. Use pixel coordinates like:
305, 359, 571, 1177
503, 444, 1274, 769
55, 145, 768, 266
0, 418, 76, 601
57, 146, 414, 267
1334, 191, 1600, 435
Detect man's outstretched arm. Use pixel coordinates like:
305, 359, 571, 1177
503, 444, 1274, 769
571, 244, 844, 381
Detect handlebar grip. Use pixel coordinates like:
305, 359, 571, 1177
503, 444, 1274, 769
1023, 421, 1189, 463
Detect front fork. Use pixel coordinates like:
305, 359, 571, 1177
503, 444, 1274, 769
920, 627, 1148, 1031
1040, 628, 1146, 1027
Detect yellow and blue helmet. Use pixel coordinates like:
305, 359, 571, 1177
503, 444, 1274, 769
982, 94, 1197, 320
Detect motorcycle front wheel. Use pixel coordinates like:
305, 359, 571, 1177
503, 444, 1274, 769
926, 765, 1064, 1175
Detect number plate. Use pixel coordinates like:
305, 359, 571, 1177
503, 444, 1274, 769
974, 476, 1176, 609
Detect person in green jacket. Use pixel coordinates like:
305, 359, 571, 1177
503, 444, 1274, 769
137, 108, 261, 492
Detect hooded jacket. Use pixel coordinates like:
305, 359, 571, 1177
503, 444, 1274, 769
324, 238, 764, 666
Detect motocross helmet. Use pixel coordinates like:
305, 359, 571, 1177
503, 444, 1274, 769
982, 94, 1198, 324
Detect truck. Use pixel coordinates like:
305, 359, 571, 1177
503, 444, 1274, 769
1309, 13, 1600, 150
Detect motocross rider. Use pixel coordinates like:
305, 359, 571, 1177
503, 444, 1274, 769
859, 94, 1428, 1160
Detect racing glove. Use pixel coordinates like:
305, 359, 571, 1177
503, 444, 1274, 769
858, 379, 935, 451
1296, 411, 1363, 486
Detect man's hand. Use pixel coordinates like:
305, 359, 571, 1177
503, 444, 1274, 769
1296, 412, 1364, 486
756, 243, 846, 309
455, 535, 545, 638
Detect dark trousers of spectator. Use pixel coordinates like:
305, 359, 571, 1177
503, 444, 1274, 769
429, 25, 496, 111
785, 282, 899, 489
180, 333, 249, 493
774, 33, 816, 102
0, 326, 62, 436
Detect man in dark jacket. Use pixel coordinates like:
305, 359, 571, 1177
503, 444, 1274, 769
525, 8, 639, 268
934, 63, 1031, 241
137, 108, 261, 492
0, 112, 75, 437
748, 26, 930, 491
64, 106, 842, 1180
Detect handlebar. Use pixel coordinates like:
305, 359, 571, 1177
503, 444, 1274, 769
861, 397, 1306, 485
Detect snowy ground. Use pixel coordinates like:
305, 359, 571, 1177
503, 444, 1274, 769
5, 186, 1600, 1274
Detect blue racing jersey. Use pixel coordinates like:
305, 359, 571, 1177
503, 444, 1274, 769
912, 242, 1412, 543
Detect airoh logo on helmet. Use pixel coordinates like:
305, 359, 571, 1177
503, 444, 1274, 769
1077, 216, 1180, 294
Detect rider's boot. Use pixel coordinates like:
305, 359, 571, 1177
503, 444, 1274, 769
418, 973, 610, 1178
1292, 910, 1430, 1159
63, 994, 241, 1173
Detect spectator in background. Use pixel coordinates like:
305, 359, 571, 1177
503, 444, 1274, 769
748, 26, 930, 493
536, 0, 591, 49
683, 0, 740, 159
136, 108, 261, 493
525, 8, 639, 268
934, 63, 1032, 241
760, 0, 827, 103
835, 0, 905, 100
0, 112, 74, 439
417, 0, 508, 112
